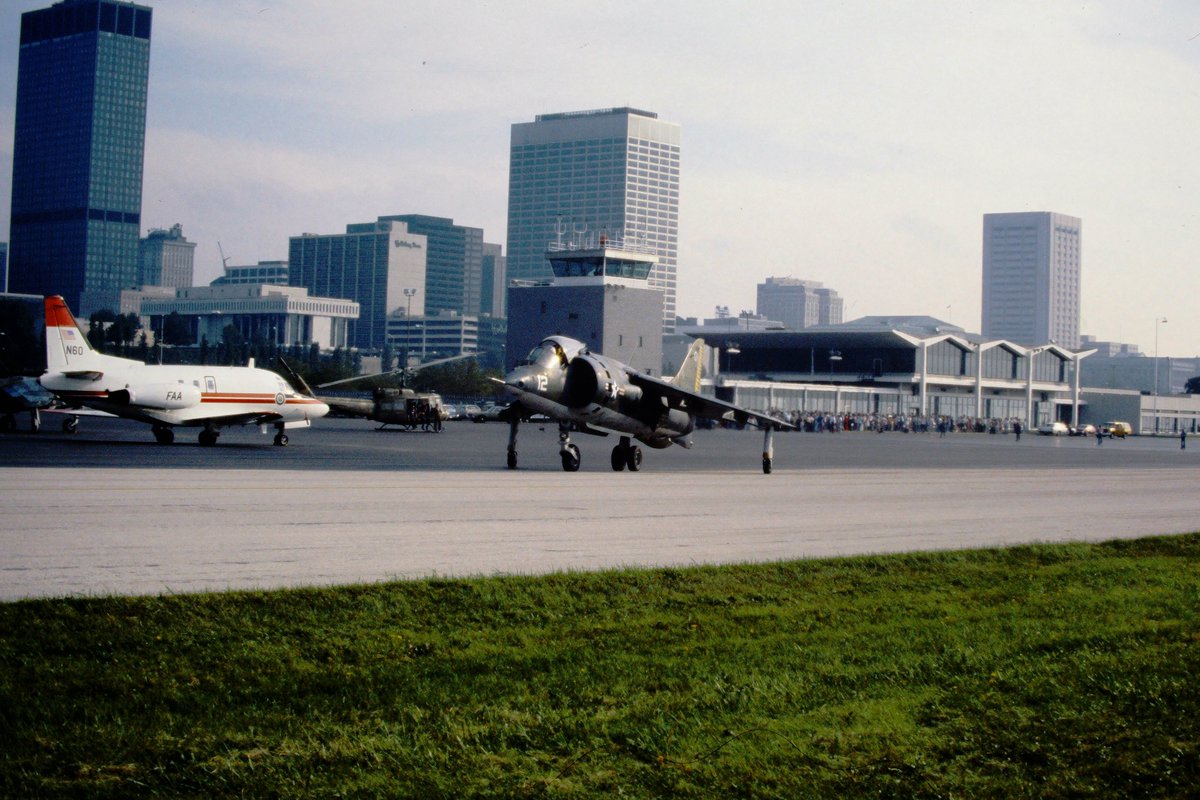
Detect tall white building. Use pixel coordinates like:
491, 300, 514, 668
507, 107, 680, 331
982, 212, 1081, 349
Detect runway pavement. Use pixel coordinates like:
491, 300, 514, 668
2, 418, 1197, 599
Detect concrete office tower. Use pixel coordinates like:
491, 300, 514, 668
376, 215, 484, 317
138, 224, 196, 288
982, 212, 1081, 349
756, 277, 844, 330
0, 243, 7, 291
507, 108, 680, 332
8, 0, 152, 313
288, 220, 427, 351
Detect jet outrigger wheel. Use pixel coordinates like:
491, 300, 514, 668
610, 437, 642, 472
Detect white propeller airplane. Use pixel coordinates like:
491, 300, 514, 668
39, 295, 329, 446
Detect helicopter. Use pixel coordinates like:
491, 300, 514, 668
278, 355, 471, 431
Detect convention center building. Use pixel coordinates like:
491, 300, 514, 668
692, 316, 1092, 429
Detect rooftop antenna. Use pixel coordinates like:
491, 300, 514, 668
553, 215, 567, 248
572, 221, 587, 250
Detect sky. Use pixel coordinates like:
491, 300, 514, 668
1, 0, 1197, 356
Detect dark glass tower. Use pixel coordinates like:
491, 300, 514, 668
7, 0, 152, 312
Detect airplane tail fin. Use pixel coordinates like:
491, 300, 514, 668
44, 295, 100, 373
670, 337, 705, 392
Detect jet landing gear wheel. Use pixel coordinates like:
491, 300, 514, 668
63, 416, 79, 434
762, 455, 772, 474
274, 432, 289, 446
153, 425, 175, 445
611, 437, 643, 472
560, 443, 581, 472
198, 429, 219, 447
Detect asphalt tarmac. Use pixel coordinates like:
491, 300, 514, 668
2, 416, 1197, 599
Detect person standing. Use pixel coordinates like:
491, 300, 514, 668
1182, 430, 1188, 450
1096, 427, 1103, 446
1013, 420, 1022, 441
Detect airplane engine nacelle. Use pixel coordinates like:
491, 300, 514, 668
108, 382, 202, 410
563, 355, 625, 409
658, 408, 694, 440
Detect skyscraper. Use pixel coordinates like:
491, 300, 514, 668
7, 0, 153, 314
982, 212, 1081, 349
376, 215, 485, 317
756, 277, 844, 330
138, 224, 196, 288
288, 219, 427, 351
507, 107, 680, 331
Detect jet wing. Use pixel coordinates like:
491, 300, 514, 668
625, 369, 795, 430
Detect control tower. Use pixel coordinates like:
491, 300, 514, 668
506, 234, 663, 374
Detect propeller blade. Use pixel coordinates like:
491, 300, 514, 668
276, 356, 316, 397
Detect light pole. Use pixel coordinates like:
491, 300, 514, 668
402, 288, 417, 367
1153, 316, 1167, 434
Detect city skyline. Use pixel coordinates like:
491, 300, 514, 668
1, 1, 1197, 354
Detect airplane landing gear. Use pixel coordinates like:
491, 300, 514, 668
762, 425, 776, 474
198, 427, 219, 446
63, 415, 78, 434
153, 425, 174, 445
273, 422, 288, 446
611, 437, 642, 472
559, 423, 581, 472
506, 418, 520, 469
561, 443, 581, 472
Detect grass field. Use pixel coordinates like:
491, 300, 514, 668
2, 534, 1198, 798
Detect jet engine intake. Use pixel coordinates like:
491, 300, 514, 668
108, 382, 202, 410
563, 355, 620, 409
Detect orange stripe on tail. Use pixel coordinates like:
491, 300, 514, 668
45, 296, 79, 328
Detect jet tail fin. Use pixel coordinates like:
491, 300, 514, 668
44, 295, 101, 373
670, 337, 705, 392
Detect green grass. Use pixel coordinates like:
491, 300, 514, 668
2, 535, 1198, 798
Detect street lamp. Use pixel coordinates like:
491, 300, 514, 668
1153, 316, 1167, 433
402, 288, 417, 365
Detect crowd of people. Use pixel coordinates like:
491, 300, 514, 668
751, 411, 1032, 436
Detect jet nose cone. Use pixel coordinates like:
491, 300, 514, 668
311, 400, 330, 419
504, 366, 539, 395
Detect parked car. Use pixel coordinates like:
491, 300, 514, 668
1102, 421, 1133, 438
472, 403, 511, 422
1038, 421, 1069, 436
460, 404, 482, 421
442, 404, 460, 421
1069, 423, 1096, 436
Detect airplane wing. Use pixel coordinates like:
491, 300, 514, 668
625, 369, 795, 430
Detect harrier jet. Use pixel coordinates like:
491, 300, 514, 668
496, 336, 792, 473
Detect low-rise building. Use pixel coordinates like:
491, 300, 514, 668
698, 316, 1092, 429
140, 284, 359, 350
